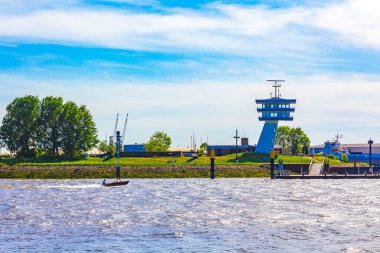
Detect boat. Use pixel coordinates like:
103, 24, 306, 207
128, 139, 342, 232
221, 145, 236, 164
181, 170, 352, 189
102, 179, 129, 187
102, 125, 129, 187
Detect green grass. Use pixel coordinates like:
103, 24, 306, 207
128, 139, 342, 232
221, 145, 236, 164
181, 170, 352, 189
0, 166, 270, 179
0, 153, 316, 166
312, 155, 344, 165
0, 153, 367, 179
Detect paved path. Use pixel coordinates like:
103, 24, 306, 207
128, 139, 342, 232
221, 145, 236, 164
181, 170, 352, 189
277, 174, 380, 179
309, 162, 323, 175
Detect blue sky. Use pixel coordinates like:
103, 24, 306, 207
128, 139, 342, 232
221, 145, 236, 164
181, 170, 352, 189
0, 0, 379, 148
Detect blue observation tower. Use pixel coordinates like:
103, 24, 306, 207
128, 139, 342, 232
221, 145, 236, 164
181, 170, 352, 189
255, 80, 296, 154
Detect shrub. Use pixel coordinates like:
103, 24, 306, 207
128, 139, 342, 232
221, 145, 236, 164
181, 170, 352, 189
327, 154, 336, 160
341, 153, 349, 162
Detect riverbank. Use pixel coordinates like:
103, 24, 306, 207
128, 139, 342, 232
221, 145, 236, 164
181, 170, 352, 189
0, 165, 270, 179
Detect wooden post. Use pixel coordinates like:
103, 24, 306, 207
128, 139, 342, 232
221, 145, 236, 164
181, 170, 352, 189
270, 150, 275, 179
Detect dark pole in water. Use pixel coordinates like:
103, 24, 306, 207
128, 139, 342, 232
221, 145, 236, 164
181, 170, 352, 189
210, 149, 215, 179
270, 150, 275, 179
368, 138, 373, 169
116, 130, 121, 180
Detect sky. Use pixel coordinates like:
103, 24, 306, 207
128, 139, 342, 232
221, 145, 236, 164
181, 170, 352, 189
0, 0, 380, 148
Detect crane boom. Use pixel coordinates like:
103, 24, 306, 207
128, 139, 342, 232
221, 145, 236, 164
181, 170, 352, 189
121, 113, 129, 144
113, 113, 119, 144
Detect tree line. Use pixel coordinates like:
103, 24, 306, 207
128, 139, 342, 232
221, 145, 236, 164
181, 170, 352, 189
0, 96, 98, 158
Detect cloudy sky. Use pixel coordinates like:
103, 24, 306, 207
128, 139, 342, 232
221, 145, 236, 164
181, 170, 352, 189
0, 0, 379, 148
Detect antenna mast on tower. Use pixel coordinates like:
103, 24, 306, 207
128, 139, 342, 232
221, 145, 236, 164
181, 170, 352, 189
267, 80, 285, 98
334, 134, 342, 144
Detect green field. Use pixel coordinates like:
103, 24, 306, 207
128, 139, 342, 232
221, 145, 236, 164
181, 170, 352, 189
0, 152, 356, 179
0, 153, 323, 166
0, 165, 271, 179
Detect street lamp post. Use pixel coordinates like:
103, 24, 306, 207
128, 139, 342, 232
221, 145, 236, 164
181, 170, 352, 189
368, 138, 374, 169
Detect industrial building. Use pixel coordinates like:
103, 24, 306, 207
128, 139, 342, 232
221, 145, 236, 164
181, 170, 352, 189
123, 144, 146, 152
206, 144, 256, 156
310, 140, 380, 164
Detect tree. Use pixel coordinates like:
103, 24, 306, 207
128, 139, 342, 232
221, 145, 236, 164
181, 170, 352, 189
276, 126, 291, 151
58, 101, 80, 157
38, 96, 63, 156
77, 105, 98, 153
289, 127, 310, 155
276, 126, 310, 155
341, 153, 349, 162
98, 140, 116, 155
199, 142, 208, 154
144, 131, 172, 152
0, 96, 98, 158
58, 102, 98, 157
0, 96, 40, 157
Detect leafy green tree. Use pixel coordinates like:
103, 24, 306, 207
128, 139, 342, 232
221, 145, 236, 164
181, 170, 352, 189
59, 101, 80, 157
276, 126, 310, 155
289, 127, 310, 155
98, 140, 116, 154
0, 95, 40, 157
199, 142, 208, 154
341, 153, 348, 162
59, 102, 98, 157
77, 105, 98, 153
0, 96, 98, 158
38, 96, 63, 157
276, 126, 291, 151
144, 131, 172, 152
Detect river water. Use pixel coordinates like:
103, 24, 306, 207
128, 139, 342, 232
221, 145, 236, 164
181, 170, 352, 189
0, 178, 379, 252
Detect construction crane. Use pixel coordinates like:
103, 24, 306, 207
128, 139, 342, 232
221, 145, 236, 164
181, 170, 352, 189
121, 113, 129, 145
109, 113, 119, 145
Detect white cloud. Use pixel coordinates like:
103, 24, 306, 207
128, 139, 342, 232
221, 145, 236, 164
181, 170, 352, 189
312, 0, 380, 49
0, 5, 316, 55
0, 73, 379, 146
0, 0, 380, 53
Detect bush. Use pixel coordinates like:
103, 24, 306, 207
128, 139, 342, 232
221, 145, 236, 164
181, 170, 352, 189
327, 154, 336, 160
341, 153, 348, 162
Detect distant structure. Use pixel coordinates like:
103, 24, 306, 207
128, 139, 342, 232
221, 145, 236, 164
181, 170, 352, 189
255, 80, 296, 154
310, 137, 380, 165
124, 143, 146, 152
241, 137, 249, 146
310, 134, 342, 155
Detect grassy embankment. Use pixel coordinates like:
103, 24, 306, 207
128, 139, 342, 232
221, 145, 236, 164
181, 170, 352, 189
0, 153, 346, 179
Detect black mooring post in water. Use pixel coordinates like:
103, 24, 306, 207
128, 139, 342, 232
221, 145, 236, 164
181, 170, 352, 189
270, 150, 275, 179
210, 149, 215, 179
116, 130, 121, 180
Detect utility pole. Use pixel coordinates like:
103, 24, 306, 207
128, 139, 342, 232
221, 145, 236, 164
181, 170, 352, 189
233, 129, 240, 163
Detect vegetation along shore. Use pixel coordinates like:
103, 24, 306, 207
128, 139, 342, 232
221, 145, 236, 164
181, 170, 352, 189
0, 153, 352, 179
0, 165, 270, 179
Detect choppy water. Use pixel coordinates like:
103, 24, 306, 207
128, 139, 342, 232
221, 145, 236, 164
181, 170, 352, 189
0, 179, 379, 252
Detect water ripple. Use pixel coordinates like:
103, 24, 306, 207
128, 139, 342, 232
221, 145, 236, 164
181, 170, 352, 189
0, 178, 379, 252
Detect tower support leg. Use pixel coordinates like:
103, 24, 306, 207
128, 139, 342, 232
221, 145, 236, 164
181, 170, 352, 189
255, 121, 278, 154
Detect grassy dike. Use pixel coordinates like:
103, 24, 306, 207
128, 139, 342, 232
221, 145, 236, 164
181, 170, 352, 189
0, 165, 270, 179
0, 152, 344, 179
